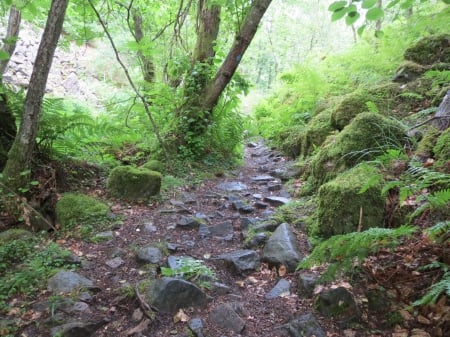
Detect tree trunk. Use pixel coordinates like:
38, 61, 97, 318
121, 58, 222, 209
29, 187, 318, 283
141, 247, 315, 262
0, 6, 21, 170
2, 0, 69, 191
199, 0, 272, 112
133, 9, 155, 83
433, 90, 450, 131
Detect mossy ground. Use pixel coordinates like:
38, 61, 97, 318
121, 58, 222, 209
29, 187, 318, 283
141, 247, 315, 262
433, 128, 450, 172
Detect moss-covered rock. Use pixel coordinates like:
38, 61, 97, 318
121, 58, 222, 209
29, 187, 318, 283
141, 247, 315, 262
0, 228, 33, 244
330, 92, 372, 131
300, 109, 335, 157
404, 34, 450, 66
392, 61, 428, 83
433, 128, 450, 172
315, 165, 385, 238
311, 112, 406, 185
55, 193, 110, 229
107, 166, 162, 200
416, 127, 440, 160
278, 125, 304, 158
141, 159, 164, 173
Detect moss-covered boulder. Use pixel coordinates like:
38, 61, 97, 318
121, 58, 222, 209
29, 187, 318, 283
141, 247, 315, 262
56, 193, 110, 229
300, 109, 335, 157
316, 165, 385, 238
141, 159, 164, 173
433, 128, 450, 172
404, 34, 450, 66
311, 112, 406, 185
392, 61, 428, 83
416, 127, 440, 160
330, 92, 372, 131
0, 228, 33, 244
107, 166, 162, 200
279, 125, 304, 158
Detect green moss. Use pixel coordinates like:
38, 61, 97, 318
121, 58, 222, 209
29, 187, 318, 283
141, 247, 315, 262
0, 229, 33, 244
55, 193, 110, 229
142, 159, 164, 173
107, 166, 162, 200
330, 92, 372, 130
300, 109, 334, 157
315, 165, 385, 238
433, 128, 450, 172
311, 112, 406, 185
404, 34, 450, 65
278, 124, 304, 158
416, 127, 440, 159
392, 61, 427, 83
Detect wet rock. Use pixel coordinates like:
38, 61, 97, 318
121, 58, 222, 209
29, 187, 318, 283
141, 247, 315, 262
217, 181, 247, 191
270, 165, 301, 181
136, 246, 163, 264
48, 271, 94, 293
244, 232, 268, 249
263, 196, 291, 206
209, 303, 245, 333
188, 318, 205, 337
267, 182, 282, 191
265, 279, 290, 299
279, 312, 326, 337
199, 221, 234, 240
314, 287, 361, 327
262, 223, 303, 272
232, 200, 255, 213
251, 175, 275, 182
216, 249, 260, 273
177, 216, 205, 229
297, 272, 318, 298
105, 257, 124, 269
145, 277, 211, 313
50, 318, 109, 337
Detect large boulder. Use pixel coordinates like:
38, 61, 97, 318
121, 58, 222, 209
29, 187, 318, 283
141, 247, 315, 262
311, 112, 406, 185
107, 166, 161, 200
262, 223, 303, 272
404, 34, 450, 65
315, 165, 385, 238
55, 193, 110, 230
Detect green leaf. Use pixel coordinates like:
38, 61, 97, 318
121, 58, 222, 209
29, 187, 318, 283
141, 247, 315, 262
30, 181, 39, 186
328, 1, 348, 12
374, 30, 385, 38
332, 7, 348, 21
443, 0, 450, 4
357, 24, 367, 36
346, 11, 360, 25
362, 0, 377, 9
0, 51, 9, 61
366, 7, 384, 20
400, 0, 414, 9
387, 0, 401, 8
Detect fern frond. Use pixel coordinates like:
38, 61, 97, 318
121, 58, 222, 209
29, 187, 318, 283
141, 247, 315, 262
413, 271, 450, 306
297, 225, 417, 281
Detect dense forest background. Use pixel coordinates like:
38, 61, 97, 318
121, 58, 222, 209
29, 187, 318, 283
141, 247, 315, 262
0, 0, 449, 336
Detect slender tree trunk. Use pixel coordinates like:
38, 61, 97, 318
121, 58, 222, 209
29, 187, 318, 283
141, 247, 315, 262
199, 0, 272, 112
133, 9, 155, 83
2, 0, 69, 191
0, 6, 21, 170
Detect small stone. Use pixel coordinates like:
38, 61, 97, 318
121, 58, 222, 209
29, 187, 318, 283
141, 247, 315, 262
265, 279, 290, 299
105, 257, 125, 269
263, 196, 291, 206
217, 182, 247, 191
136, 246, 163, 264
209, 303, 245, 333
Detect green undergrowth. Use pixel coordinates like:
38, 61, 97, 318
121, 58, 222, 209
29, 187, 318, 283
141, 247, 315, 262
297, 225, 417, 282
161, 257, 217, 289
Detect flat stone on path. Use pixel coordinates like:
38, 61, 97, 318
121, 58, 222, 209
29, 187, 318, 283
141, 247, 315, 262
251, 174, 275, 182
216, 249, 260, 273
105, 257, 125, 269
145, 277, 211, 313
48, 271, 94, 293
136, 246, 163, 264
199, 220, 234, 239
217, 181, 247, 191
279, 312, 327, 337
262, 223, 303, 272
265, 279, 291, 299
209, 303, 245, 333
263, 196, 291, 206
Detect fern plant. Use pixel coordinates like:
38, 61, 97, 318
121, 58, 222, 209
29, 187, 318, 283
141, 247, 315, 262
297, 225, 417, 281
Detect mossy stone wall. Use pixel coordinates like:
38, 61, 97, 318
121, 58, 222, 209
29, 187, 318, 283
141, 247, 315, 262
107, 166, 162, 200
316, 165, 385, 238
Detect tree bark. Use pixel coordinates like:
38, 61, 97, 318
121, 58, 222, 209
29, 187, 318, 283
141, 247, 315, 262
2, 0, 69, 191
133, 9, 155, 83
199, 0, 272, 112
0, 5, 21, 77
433, 90, 450, 131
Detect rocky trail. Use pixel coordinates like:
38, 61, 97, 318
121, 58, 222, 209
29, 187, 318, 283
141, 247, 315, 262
17, 140, 343, 337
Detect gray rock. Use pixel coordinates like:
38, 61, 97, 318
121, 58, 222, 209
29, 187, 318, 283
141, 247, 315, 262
297, 272, 318, 298
265, 279, 290, 299
267, 183, 282, 191
105, 257, 124, 269
202, 220, 234, 239
262, 223, 303, 272
48, 271, 94, 293
50, 318, 109, 337
254, 201, 268, 209
145, 277, 211, 313
251, 175, 274, 182
232, 200, 255, 213
240, 217, 259, 230
216, 249, 260, 273
252, 220, 279, 233
188, 318, 205, 337
92, 231, 114, 242
177, 216, 205, 229
143, 222, 157, 232
244, 232, 268, 249
280, 312, 326, 337
209, 303, 245, 333
314, 287, 361, 326
136, 246, 163, 264
217, 181, 247, 191
263, 196, 291, 206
